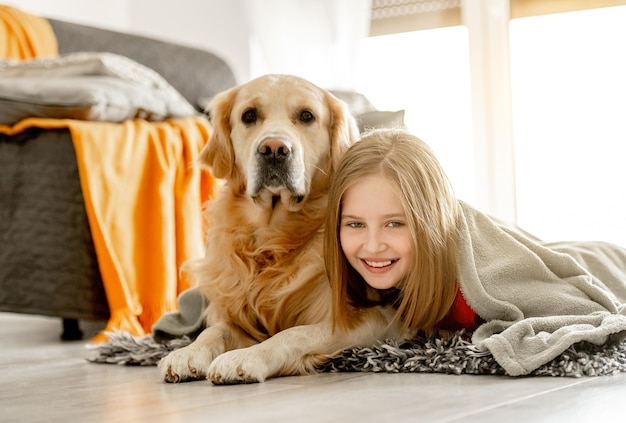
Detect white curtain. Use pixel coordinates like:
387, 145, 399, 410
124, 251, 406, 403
245, 0, 371, 90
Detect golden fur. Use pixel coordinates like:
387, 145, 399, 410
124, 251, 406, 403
159, 75, 401, 384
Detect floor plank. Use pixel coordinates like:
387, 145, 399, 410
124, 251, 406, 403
1, 312, 624, 423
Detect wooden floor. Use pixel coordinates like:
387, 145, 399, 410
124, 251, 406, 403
2, 312, 626, 422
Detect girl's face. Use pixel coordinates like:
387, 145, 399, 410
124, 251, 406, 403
339, 175, 413, 290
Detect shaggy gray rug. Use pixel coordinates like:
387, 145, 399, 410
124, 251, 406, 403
88, 331, 626, 377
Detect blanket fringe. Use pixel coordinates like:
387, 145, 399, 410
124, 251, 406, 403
87, 331, 192, 366
87, 330, 626, 377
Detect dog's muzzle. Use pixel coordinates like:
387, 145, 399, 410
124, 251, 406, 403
250, 136, 302, 198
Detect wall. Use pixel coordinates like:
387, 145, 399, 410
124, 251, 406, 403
127, 0, 250, 83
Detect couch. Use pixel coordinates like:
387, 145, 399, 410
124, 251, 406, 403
0, 16, 237, 339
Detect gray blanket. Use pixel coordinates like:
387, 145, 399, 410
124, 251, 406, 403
457, 201, 626, 375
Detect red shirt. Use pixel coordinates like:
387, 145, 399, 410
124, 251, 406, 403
435, 288, 481, 332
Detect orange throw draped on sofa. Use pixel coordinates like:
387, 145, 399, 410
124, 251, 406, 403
0, 118, 215, 340
1, 6, 215, 340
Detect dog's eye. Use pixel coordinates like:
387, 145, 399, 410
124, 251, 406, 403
242, 109, 257, 124
299, 110, 314, 123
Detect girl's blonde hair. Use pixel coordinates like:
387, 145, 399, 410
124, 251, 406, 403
324, 129, 459, 334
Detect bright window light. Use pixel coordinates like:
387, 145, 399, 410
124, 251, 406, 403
510, 6, 626, 244
357, 6, 626, 245
356, 26, 475, 205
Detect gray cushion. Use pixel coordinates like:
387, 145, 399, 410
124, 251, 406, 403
330, 89, 405, 133
357, 110, 405, 133
49, 19, 237, 109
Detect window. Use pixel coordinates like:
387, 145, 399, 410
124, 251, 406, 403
510, 5, 626, 243
358, 0, 626, 244
356, 26, 475, 205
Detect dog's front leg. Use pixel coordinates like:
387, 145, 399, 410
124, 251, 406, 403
158, 322, 256, 383
208, 312, 396, 385
206, 323, 330, 384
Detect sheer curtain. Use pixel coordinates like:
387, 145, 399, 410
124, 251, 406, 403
244, 0, 371, 89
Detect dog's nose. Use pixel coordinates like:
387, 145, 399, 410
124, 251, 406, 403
258, 138, 292, 157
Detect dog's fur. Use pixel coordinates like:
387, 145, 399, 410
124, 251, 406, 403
159, 75, 400, 384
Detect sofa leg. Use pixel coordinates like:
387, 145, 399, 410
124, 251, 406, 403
61, 318, 83, 341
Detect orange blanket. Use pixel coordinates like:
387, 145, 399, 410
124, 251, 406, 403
0, 5, 57, 59
0, 118, 214, 340
1, 6, 214, 340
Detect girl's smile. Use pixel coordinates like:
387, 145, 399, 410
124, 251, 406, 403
339, 175, 413, 290
361, 258, 398, 271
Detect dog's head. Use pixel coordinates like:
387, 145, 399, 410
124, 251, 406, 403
199, 74, 359, 210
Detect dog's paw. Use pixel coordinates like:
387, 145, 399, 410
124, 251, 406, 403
207, 348, 271, 385
158, 344, 215, 383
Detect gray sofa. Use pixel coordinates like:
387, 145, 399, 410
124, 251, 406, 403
0, 19, 237, 339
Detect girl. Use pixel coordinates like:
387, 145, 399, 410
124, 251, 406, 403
324, 129, 626, 375
324, 128, 471, 336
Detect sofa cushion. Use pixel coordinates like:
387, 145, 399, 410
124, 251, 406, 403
48, 19, 237, 109
329, 89, 405, 133
329, 89, 378, 116
357, 109, 405, 133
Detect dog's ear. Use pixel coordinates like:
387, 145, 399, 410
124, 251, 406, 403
198, 87, 239, 180
326, 93, 360, 174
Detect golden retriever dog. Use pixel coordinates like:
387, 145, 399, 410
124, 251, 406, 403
158, 74, 398, 384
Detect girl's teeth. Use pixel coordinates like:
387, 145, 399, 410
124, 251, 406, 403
365, 260, 392, 268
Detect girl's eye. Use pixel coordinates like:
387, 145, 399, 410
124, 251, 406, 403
346, 221, 364, 228
387, 221, 404, 228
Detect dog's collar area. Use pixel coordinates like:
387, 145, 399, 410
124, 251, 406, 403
270, 194, 304, 209
252, 189, 307, 215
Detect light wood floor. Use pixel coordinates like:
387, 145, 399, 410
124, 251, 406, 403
2, 312, 626, 423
